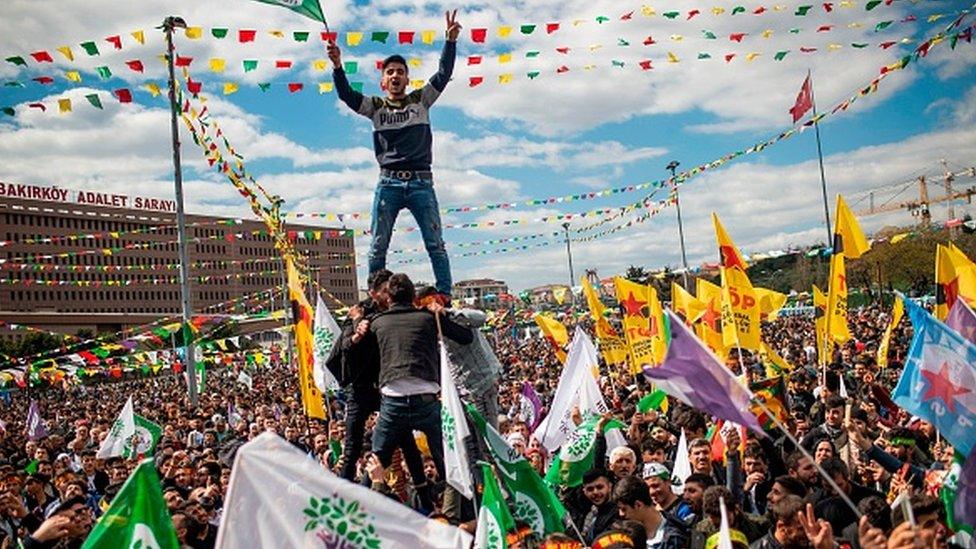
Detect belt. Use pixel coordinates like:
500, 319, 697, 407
383, 393, 438, 403
381, 168, 433, 181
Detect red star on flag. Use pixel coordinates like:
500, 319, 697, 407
921, 362, 971, 413
620, 292, 647, 317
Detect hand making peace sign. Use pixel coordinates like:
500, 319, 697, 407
446, 10, 462, 42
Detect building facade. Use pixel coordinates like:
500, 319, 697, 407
0, 182, 357, 339
452, 278, 508, 308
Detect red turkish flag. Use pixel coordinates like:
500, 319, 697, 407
789, 74, 813, 123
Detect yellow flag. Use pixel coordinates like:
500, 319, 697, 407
346, 31, 363, 46
648, 284, 668, 364
56, 46, 74, 61
421, 30, 436, 44
131, 30, 145, 44
408, 58, 422, 68
534, 314, 568, 363
755, 287, 788, 320
667, 52, 679, 63
498, 73, 513, 84
498, 26, 512, 37
695, 278, 725, 358
672, 281, 706, 324
877, 297, 903, 369
720, 267, 761, 351
553, 286, 568, 305
318, 81, 334, 93
209, 58, 226, 73
65, 71, 82, 83
144, 82, 162, 97
223, 82, 239, 95
185, 27, 203, 39
614, 277, 663, 371
582, 277, 629, 366
833, 195, 870, 258
712, 214, 760, 351
759, 342, 793, 378
411, 79, 424, 89
58, 99, 71, 113
813, 285, 830, 365
286, 258, 325, 419
935, 243, 976, 320
826, 253, 851, 345
499, 52, 512, 64
312, 59, 328, 71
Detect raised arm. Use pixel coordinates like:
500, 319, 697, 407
327, 41, 373, 116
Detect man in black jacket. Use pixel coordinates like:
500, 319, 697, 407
334, 270, 425, 487
369, 273, 472, 508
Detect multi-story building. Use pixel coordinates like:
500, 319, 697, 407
452, 278, 508, 308
0, 181, 357, 339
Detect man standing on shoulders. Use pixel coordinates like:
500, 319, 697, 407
326, 11, 462, 302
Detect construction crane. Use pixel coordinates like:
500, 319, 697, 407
855, 162, 976, 237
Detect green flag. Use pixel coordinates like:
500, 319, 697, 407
250, 0, 325, 23
466, 403, 566, 537
125, 414, 162, 458
82, 459, 179, 549
475, 464, 516, 549
941, 451, 973, 534
637, 389, 668, 413
545, 416, 626, 488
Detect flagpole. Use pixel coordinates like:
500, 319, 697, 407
163, 16, 197, 408
722, 312, 860, 518
809, 70, 832, 246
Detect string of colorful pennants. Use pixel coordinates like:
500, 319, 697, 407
0, 218, 240, 248
1, 265, 326, 288
0, 287, 280, 369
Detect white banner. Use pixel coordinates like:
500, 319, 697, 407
217, 433, 471, 549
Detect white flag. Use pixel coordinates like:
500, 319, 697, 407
216, 433, 472, 549
672, 429, 691, 496
237, 370, 253, 391
533, 327, 611, 452
718, 495, 734, 549
97, 396, 135, 459
439, 344, 473, 499
313, 294, 342, 392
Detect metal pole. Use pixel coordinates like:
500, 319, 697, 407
667, 161, 690, 289
809, 71, 833, 246
163, 16, 196, 407
561, 222, 575, 307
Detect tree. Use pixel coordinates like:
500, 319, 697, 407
624, 265, 648, 284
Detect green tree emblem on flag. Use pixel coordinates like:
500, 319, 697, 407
314, 328, 335, 358
441, 408, 457, 451
512, 492, 545, 536
562, 424, 596, 462
303, 494, 380, 549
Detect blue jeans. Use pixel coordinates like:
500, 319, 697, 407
368, 177, 452, 295
371, 394, 445, 482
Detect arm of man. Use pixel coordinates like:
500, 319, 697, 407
327, 41, 377, 117
421, 11, 459, 107
437, 313, 474, 345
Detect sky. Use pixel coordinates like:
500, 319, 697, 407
1, 0, 974, 292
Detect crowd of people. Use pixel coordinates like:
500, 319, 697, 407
0, 271, 966, 549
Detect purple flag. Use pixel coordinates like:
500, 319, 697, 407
26, 400, 48, 441
955, 445, 976, 533
946, 299, 976, 345
642, 310, 764, 434
520, 381, 543, 430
